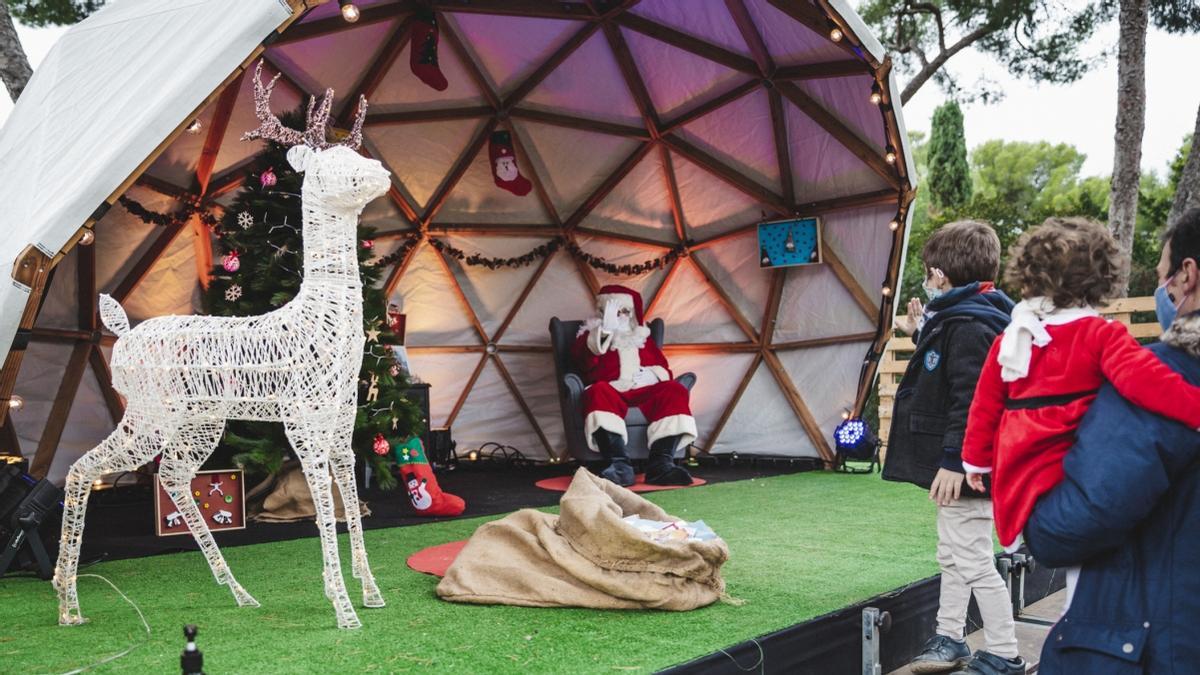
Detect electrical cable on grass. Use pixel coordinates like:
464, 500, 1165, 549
59, 575, 151, 675
716, 638, 764, 674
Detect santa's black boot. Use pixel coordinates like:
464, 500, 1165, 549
593, 430, 635, 487
644, 436, 693, 486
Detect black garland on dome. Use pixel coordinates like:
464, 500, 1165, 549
118, 195, 221, 229
428, 236, 563, 270
564, 239, 686, 275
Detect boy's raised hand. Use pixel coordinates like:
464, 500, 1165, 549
894, 297, 925, 336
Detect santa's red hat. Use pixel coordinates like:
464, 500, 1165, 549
597, 285, 645, 325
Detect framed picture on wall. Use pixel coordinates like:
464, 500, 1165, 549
154, 469, 246, 536
758, 217, 821, 269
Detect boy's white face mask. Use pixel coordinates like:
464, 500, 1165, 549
922, 268, 948, 301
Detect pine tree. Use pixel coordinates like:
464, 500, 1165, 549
927, 100, 972, 212
203, 118, 422, 488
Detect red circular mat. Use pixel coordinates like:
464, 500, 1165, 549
407, 540, 467, 577
534, 473, 706, 493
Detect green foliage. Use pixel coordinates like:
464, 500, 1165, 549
927, 100, 972, 211
202, 115, 422, 488
8, 0, 105, 26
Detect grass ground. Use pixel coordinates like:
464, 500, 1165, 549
0, 471, 939, 674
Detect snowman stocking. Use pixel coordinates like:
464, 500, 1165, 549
410, 9, 448, 91
488, 130, 532, 196
394, 437, 465, 517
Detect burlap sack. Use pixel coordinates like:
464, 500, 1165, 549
247, 460, 370, 523
436, 467, 729, 610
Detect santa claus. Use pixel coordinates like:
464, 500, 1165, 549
570, 285, 697, 486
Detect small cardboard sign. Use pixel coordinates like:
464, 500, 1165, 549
154, 469, 246, 537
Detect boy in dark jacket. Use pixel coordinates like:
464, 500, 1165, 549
882, 221, 1023, 675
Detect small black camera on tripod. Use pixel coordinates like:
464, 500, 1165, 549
181, 624, 205, 675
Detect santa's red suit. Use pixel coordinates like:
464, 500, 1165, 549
570, 286, 697, 453
963, 309, 1200, 549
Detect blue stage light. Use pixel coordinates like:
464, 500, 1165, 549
833, 417, 878, 461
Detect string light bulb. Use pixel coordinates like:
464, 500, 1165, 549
185, 119, 202, 134
79, 229, 95, 245
888, 218, 900, 231
885, 145, 897, 164
869, 82, 883, 105
881, 286, 893, 297
8, 395, 23, 411
828, 20, 843, 42
339, 0, 360, 22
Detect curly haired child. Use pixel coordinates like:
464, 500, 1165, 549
962, 217, 1200, 608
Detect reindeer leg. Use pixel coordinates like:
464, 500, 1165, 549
328, 409, 383, 608
55, 418, 153, 625
285, 419, 361, 629
160, 419, 259, 608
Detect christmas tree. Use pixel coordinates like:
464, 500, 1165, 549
203, 117, 421, 488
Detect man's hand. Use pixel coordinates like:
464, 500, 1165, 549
601, 299, 620, 332
929, 468, 964, 506
965, 472, 987, 494
894, 297, 924, 336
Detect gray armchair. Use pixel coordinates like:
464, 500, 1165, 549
549, 317, 697, 462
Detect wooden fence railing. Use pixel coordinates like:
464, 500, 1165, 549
877, 296, 1159, 450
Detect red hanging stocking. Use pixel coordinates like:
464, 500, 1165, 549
488, 130, 532, 196
410, 9, 448, 92
395, 437, 465, 517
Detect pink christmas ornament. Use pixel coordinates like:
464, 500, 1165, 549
259, 167, 277, 188
222, 251, 241, 273
361, 239, 374, 249
372, 433, 389, 456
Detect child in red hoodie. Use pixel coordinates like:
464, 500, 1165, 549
963, 217, 1200, 607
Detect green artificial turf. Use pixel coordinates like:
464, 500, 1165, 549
0, 471, 939, 674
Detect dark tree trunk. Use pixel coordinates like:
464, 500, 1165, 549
0, 0, 32, 102
1168, 101, 1200, 230
1107, 0, 1150, 296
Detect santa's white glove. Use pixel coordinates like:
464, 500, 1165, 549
632, 366, 660, 388
601, 299, 621, 333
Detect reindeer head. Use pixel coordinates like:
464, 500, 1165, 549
243, 62, 391, 212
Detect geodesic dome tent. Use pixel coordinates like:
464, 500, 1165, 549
0, 0, 915, 483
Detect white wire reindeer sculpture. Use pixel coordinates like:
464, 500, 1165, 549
54, 63, 391, 630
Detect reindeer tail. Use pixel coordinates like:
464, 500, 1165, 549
98, 294, 130, 336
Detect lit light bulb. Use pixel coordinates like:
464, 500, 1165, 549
842, 410, 851, 420
8, 395, 23, 411
885, 145, 897, 164
186, 119, 202, 134
888, 219, 899, 231
79, 229, 95, 245
882, 286, 893, 297
869, 83, 882, 105
339, 0, 360, 22
468, 450, 479, 461
830, 27, 843, 42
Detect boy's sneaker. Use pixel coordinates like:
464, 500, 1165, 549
909, 635, 971, 673
950, 651, 1026, 675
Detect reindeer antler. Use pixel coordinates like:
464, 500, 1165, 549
241, 61, 368, 150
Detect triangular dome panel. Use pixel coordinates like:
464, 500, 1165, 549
365, 118, 487, 210
691, 230, 770, 335
146, 100, 216, 189
743, 0, 847, 66
773, 264, 877, 344
432, 137, 552, 224
452, 358, 549, 459
821, 205, 895, 303
662, 351, 756, 448
498, 352, 567, 457
797, 75, 888, 148
361, 192, 414, 233
406, 352, 486, 428
53, 365, 116, 483
651, 258, 748, 343
391, 242, 482, 345
676, 88, 779, 194
514, 121, 642, 221
631, 0, 754, 58
368, 17, 489, 113
778, 342, 871, 438
585, 151, 678, 244
502, 251, 595, 345
439, 235, 550, 339
121, 221, 204, 323
95, 186, 164, 293
448, 13, 585, 96
710, 361, 817, 457
621, 27, 749, 121
269, 18, 400, 113
523, 31, 643, 126
672, 152, 764, 240
785, 101, 891, 204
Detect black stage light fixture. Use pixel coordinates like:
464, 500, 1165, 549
0, 463, 63, 579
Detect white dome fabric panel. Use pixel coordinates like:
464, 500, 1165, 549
1, 0, 916, 476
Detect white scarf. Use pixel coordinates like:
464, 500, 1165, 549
998, 297, 1099, 382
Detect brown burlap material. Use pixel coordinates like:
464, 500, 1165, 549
435, 467, 728, 610
247, 460, 371, 523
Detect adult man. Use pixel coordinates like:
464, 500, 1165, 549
1023, 207, 1200, 673
571, 285, 696, 487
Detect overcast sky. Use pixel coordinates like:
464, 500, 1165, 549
1, 13, 1196, 180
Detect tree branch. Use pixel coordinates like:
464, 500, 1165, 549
900, 22, 995, 104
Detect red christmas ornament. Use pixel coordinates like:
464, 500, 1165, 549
259, 167, 277, 188
361, 239, 374, 249
222, 251, 241, 273
372, 433, 390, 456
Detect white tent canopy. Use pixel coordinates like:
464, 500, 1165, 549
0, 0, 915, 483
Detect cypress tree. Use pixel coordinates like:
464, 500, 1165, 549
927, 100, 972, 212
